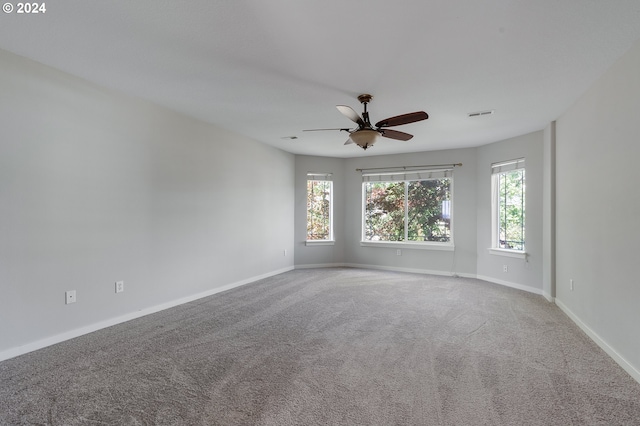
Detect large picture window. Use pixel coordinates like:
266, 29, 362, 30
362, 168, 452, 245
491, 159, 525, 251
306, 173, 333, 241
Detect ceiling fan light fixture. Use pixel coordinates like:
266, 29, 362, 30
350, 129, 379, 150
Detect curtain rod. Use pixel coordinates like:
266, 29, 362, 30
356, 163, 462, 172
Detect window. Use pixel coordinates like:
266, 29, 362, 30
362, 168, 452, 246
306, 173, 333, 242
491, 159, 525, 251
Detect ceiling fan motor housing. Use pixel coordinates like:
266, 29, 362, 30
357, 94, 373, 104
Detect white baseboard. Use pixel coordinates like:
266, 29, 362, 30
343, 263, 477, 279
296, 262, 463, 276
476, 274, 543, 296
0, 266, 294, 363
555, 298, 640, 385
295, 263, 543, 297
295, 263, 347, 269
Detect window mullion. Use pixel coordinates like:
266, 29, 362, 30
521, 171, 525, 248
404, 181, 409, 242
503, 175, 507, 247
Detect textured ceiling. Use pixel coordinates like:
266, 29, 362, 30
1, 1, 640, 158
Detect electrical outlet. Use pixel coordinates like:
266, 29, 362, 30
503, 265, 508, 273
283, 249, 287, 257
65, 290, 76, 304
570, 279, 574, 291
115, 281, 124, 293
396, 249, 402, 256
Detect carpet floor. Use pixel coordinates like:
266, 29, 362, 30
1, 268, 640, 425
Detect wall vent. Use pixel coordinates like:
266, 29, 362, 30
468, 110, 495, 118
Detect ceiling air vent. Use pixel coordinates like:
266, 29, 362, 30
468, 110, 495, 118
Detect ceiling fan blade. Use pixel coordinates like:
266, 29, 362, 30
336, 105, 365, 126
380, 129, 414, 141
344, 138, 354, 145
303, 128, 352, 132
375, 111, 429, 128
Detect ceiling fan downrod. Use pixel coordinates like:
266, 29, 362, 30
357, 94, 373, 128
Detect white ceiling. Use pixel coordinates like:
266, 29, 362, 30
1, 1, 640, 158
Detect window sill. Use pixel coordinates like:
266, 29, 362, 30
488, 248, 527, 259
306, 240, 335, 246
360, 241, 454, 251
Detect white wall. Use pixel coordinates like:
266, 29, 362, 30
475, 131, 544, 293
555, 40, 640, 380
0, 49, 295, 356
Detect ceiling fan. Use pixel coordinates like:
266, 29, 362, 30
304, 94, 429, 150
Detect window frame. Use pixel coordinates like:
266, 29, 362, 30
489, 159, 527, 259
360, 175, 454, 251
306, 173, 334, 246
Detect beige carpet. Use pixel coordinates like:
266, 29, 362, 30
1, 268, 639, 425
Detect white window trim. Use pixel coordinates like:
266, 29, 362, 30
306, 173, 333, 243
488, 247, 527, 259
360, 241, 454, 251
306, 240, 335, 246
490, 159, 525, 253
361, 176, 454, 247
